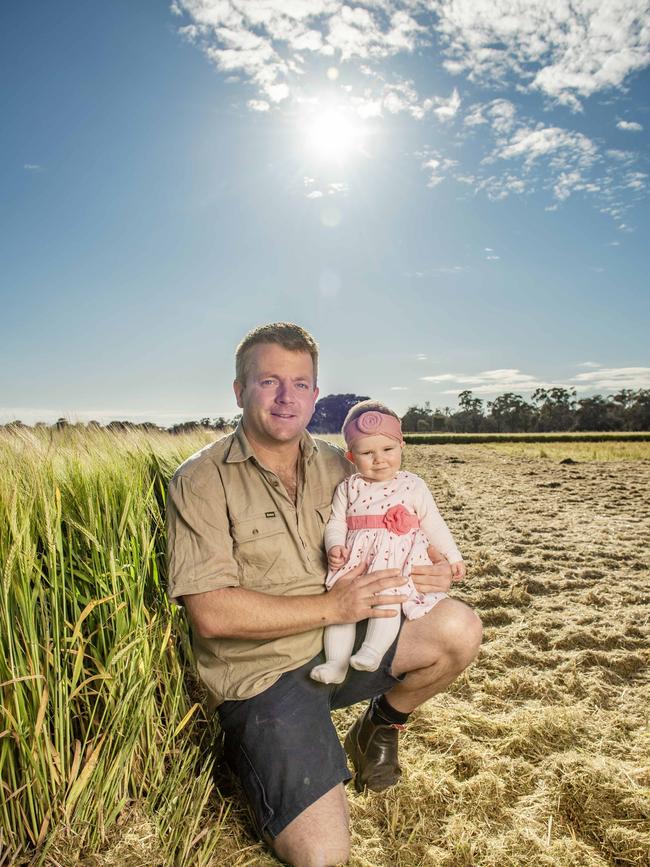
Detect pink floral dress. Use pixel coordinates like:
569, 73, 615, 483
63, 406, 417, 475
324, 471, 462, 620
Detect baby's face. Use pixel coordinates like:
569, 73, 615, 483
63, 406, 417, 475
348, 434, 404, 483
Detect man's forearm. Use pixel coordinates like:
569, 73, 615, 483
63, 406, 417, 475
184, 586, 336, 640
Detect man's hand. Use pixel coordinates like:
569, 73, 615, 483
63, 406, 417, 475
327, 545, 350, 570
411, 545, 454, 594
325, 562, 407, 625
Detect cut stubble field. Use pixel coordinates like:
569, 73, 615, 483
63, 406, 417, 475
217, 443, 650, 866
1, 431, 649, 866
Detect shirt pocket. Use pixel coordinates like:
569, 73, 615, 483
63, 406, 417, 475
231, 513, 287, 587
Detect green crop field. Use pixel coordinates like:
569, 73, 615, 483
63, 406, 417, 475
2, 428, 649, 866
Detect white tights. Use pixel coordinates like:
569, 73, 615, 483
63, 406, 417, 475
310, 603, 401, 684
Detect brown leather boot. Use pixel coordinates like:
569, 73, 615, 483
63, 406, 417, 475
344, 704, 403, 792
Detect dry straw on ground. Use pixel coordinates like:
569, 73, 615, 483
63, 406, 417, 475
1, 431, 648, 866
213, 443, 650, 866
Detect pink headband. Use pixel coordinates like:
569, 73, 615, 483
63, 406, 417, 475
343, 411, 403, 449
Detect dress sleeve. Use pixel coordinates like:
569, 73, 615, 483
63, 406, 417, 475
324, 479, 350, 551
412, 478, 463, 564
166, 472, 240, 604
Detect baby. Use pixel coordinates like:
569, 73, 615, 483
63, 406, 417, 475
311, 400, 465, 685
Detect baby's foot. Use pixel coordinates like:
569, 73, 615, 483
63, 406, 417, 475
310, 662, 348, 684
350, 646, 382, 672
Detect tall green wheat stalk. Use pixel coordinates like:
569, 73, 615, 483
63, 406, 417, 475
0, 427, 225, 865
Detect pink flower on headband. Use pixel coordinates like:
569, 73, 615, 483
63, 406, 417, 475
357, 411, 384, 433
384, 505, 418, 535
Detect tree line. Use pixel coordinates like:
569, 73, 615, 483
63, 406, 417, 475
402, 388, 650, 433
2, 389, 649, 435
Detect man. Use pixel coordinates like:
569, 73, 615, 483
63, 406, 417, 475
166, 323, 482, 867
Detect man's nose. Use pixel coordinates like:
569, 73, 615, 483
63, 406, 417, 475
275, 382, 294, 402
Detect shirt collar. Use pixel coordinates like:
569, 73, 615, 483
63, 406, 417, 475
225, 422, 320, 464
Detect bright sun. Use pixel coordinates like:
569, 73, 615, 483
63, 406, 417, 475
303, 110, 364, 161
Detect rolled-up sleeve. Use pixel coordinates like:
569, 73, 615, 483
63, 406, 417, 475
166, 471, 239, 604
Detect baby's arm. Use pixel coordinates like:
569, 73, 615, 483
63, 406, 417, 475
324, 481, 350, 566
413, 478, 464, 574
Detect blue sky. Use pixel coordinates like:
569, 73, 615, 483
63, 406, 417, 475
1, 0, 649, 426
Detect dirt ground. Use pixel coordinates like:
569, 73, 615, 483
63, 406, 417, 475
212, 445, 650, 866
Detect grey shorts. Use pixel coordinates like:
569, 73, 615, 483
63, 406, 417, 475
217, 618, 405, 839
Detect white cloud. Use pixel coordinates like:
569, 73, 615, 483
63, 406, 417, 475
418, 364, 650, 396
571, 367, 650, 390
419, 149, 458, 187
390, 386, 409, 390
174, 2, 650, 219
432, 87, 461, 122
496, 126, 597, 168
464, 104, 486, 127
624, 171, 648, 191
421, 369, 547, 394
267, 82, 290, 102
606, 149, 635, 162
24, 164, 43, 171
326, 5, 423, 60
465, 99, 516, 133
432, 264, 468, 274
434, 0, 650, 109
306, 190, 323, 198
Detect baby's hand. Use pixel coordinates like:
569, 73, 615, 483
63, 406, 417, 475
328, 546, 350, 569
451, 560, 466, 582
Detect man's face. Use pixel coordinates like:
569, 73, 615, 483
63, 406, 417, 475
233, 343, 319, 447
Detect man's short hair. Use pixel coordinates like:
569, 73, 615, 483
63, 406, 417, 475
341, 399, 401, 434
235, 322, 319, 386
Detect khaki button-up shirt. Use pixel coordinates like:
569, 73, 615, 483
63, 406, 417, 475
166, 424, 352, 708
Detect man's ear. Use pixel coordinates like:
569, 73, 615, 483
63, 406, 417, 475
233, 379, 244, 409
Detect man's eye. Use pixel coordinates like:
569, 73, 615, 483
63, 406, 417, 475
261, 379, 276, 386
296, 382, 309, 389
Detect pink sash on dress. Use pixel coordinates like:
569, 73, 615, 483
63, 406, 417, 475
346, 504, 420, 536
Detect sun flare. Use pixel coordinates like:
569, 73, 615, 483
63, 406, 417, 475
303, 109, 363, 161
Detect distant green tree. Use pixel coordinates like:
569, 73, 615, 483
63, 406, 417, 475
627, 390, 650, 430
532, 387, 577, 431
575, 395, 615, 431
401, 402, 433, 432
488, 393, 534, 432
452, 390, 484, 432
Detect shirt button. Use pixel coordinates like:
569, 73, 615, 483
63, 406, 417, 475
252, 529, 259, 535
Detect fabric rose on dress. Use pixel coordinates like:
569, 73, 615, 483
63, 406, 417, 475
356, 411, 383, 433
383, 504, 418, 535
